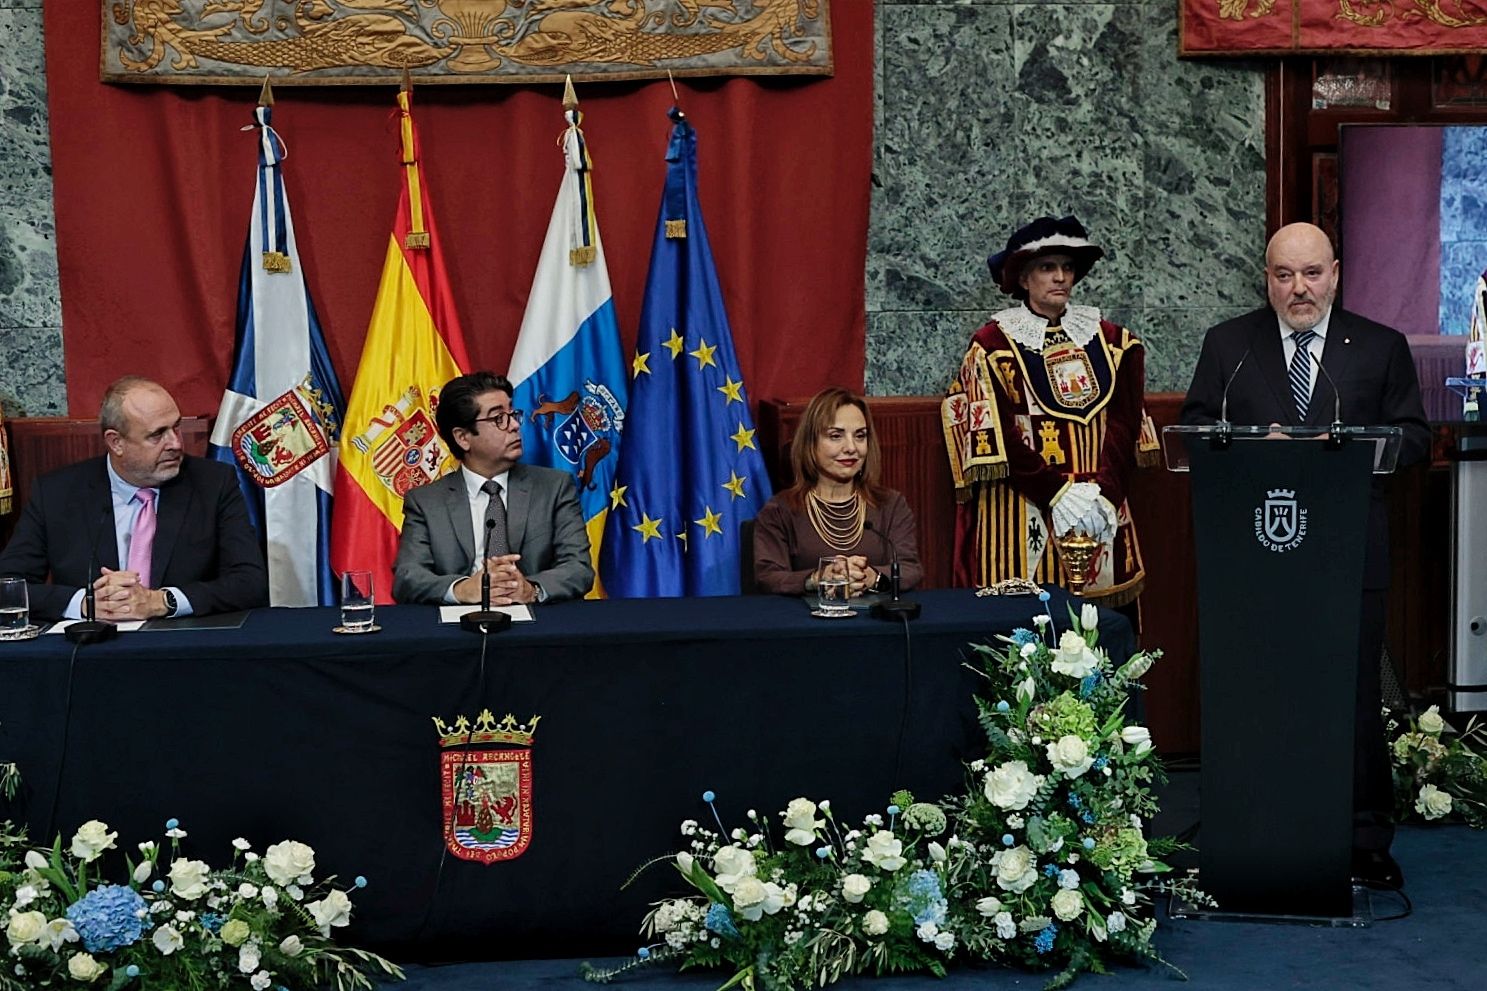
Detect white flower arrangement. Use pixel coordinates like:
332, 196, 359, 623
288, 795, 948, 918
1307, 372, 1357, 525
584, 601, 1208, 990
1388, 705, 1487, 828
0, 817, 401, 991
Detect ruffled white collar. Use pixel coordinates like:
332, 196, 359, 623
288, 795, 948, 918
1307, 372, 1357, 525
994, 303, 1102, 351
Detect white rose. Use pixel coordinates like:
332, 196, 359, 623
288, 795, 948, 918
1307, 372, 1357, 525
307, 889, 353, 936
731, 877, 766, 919
781, 798, 823, 846
168, 859, 211, 900
152, 925, 184, 956
66, 952, 105, 983
1416, 783, 1454, 820
994, 845, 1038, 893
934, 931, 955, 951
1080, 603, 1099, 631
278, 934, 303, 957
1107, 911, 1127, 933
1047, 736, 1095, 779
69, 821, 117, 863
6, 911, 47, 947
863, 909, 889, 936
862, 832, 906, 872
975, 896, 1003, 918
238, 941, 261, 974
1051, 888, 1084, 921
1052, 631, 1099, 679
916, 921, 938, 942
841, 873, 872, 903
250, 972, 271, 991
994, 911, 1017, 939
1418, 705, 1447, 735
263, 840, 317, 886
711, 846, 757, 893
984, 760, 1043, 811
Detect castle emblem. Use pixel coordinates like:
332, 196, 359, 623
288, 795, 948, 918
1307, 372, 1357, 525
433, 710, 540, 864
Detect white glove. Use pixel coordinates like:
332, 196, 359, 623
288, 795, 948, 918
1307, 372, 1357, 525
1051, 482, 1115, 542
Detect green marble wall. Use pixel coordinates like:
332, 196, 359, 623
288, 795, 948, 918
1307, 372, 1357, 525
868, 0, 1268, 395
0, 2, 1270, 416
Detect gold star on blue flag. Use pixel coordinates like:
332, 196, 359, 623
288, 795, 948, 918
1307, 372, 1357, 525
600, 108, 773, 596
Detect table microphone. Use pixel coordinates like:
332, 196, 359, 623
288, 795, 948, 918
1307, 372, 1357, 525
864, 521, 920, 621
461, 518, 512, 634
66, 506, 118, 645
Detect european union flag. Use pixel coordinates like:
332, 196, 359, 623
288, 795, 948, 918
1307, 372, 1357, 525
600, 108, 772, 597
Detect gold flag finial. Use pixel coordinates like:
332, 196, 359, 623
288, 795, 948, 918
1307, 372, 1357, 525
563, 74, 578, 111
257, 74, 274, 108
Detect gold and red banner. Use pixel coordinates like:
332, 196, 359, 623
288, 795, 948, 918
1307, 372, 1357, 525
1181, 1, 1487, 56
329, 88, 470, 603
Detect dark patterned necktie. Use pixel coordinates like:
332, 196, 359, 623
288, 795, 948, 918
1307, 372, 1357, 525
1289, 329, 1318, 421
480, 479, 510, 559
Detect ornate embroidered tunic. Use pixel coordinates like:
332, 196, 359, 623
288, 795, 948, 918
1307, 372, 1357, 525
941, 304, 1159, 605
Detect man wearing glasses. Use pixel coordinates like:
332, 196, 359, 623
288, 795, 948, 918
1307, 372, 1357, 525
392, 371, 593, 605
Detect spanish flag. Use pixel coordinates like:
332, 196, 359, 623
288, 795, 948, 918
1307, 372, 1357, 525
330, 85, 470, 603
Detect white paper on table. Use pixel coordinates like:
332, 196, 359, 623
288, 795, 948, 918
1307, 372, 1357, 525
45, 620, 146, 634
438, 604, 534, 624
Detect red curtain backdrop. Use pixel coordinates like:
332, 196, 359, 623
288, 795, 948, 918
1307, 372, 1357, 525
45, 5, 871, 418
1181, 0, 1487, 55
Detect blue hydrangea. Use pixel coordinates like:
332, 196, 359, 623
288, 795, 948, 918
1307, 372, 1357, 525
65, 884, 148, 953
1043, 863, 1060, 878
704, 903, 740, 940
1081, 811, 1096, 825
1010, 628, 1039, 647
1079, 674, 1100, 698
896, 870, 947, 926
1067, 794, 1085, 810
200, 912, 225, 934
1034, 924, 1058, 954
1092, 755, 1109, 771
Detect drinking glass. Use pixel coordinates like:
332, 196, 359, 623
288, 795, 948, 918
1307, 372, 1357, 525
339, 570, 376, 632
813, 555, 852, 618
0, 577, 30, 639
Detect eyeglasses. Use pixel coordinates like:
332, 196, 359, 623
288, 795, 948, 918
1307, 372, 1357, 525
472, 409, 525, 431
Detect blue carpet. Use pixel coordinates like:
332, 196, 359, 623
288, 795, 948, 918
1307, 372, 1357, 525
382, 820, 1485, 991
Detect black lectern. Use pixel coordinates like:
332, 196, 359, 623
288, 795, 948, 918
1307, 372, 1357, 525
1164, 425, 1402, 921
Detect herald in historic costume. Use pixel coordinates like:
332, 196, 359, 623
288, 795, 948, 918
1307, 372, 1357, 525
434, 709, 540, 864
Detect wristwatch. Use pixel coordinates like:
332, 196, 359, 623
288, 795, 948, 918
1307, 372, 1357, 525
530, 581, 548, 604
161, 589, 179, 618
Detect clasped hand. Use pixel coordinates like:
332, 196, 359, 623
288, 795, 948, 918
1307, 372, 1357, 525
820, 555, 878, 598
90, 567, 165, 621
457, 553, 535, 605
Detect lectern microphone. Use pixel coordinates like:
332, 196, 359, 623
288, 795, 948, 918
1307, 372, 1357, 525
864, 520, 920, 621
1213, 348, 1251, 450
461, 518, 512, 634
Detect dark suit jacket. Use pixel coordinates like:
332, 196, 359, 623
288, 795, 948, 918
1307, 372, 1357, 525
1179, 306, 1430, 588
392, 462, 593, 604
0, 456, 269, 619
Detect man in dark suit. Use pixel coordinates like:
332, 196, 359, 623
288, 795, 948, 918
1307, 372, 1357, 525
0, 376, 268, 621
1181, 222, 1430, 889
393, 371, 592, 605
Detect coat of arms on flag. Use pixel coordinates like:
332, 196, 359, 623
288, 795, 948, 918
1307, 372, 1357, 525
433, 709, 539, 864
348, 386, 454, 498
229, 376, 336, 487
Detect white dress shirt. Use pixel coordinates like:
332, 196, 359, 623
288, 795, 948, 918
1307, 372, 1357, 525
1276, 306, 1333, 398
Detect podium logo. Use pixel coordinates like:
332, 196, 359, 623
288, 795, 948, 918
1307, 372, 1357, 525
1255, 488, 1307, 552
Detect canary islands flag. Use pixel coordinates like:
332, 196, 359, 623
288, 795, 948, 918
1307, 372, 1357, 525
509, 85, 627, 595
330, 87, 470, 602
600, 107, 772, 597
209, 102, 345, 606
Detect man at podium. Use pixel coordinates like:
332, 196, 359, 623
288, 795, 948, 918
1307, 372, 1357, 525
1180, 222, 1430, 889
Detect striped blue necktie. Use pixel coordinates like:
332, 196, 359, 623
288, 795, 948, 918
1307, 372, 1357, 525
1289, 329, 1318, 421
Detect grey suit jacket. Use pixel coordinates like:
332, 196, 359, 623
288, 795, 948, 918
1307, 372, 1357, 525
392, 463, 593, 604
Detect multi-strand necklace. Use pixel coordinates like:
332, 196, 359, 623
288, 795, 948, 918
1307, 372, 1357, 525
806, 489, 865, 551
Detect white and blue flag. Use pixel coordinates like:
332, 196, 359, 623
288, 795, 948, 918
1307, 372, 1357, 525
209, 102, 344, 606
509, 83, 628, 594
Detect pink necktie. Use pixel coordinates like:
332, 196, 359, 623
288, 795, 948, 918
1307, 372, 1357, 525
128, 489, 156, 588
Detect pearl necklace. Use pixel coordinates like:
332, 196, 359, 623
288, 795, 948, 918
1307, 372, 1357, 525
806, 489, 865, 551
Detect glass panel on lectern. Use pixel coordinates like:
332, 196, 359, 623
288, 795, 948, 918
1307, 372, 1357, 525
1160, 425, 1403, 474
